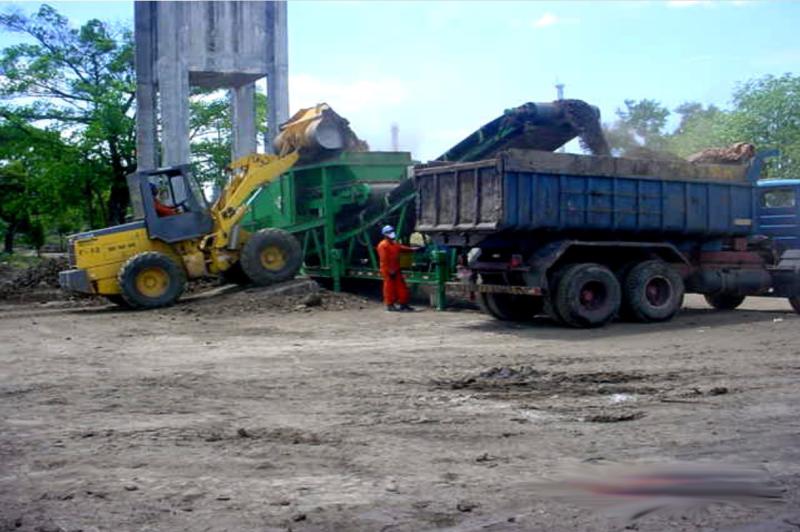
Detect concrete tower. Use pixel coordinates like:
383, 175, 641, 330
134, 1, 289, 170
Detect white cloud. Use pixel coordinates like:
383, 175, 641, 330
666, 0, 713, 7
530, 12, 579, 29
533, 12, 559, 28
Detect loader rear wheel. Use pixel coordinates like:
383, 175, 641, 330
704, 293, 745, 310
240, 228, 302, 286
623, 260, 684, 322
554, 263, 621, 328
117, 252, 186, 309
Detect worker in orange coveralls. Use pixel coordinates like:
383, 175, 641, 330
150, 183, 178, 217
377, 225, 417, 312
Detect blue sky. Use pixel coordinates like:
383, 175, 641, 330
1, 1, 799, 160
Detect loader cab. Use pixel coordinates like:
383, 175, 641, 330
757, 179, 800, 249
128, 165, 214, 243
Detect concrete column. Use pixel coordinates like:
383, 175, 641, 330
231, 83, 257, 160
156, 1, 190, 167
265, 1, 289, 153
134, 1, 158, 170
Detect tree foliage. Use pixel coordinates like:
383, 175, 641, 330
0, 4, 136, 227
603, 74, 800, 178
0, 5, 232, 252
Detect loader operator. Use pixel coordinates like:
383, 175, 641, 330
150, 183, 178, 217
377, 225, 416, 312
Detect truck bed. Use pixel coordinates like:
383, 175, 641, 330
415, 149, 755, 240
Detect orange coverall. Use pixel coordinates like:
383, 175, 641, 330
154, 200, 178, 217
377, 237, 414, 306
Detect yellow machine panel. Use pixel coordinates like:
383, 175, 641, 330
72, 226, 178, 294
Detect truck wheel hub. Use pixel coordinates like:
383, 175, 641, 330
645, 277, 671, 307
579, 281, 606, 311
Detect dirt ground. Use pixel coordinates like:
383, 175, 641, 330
2, 286, 800, 532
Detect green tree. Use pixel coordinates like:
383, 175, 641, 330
665, 102, 732, 157
726, 74, 800, 178
190, 89, 269, 194
0, 4, 136, 225
604, 99, 671, 154
0, 118, 91, 252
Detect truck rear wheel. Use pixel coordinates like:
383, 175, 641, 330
117, 252, 186, 309
623, 260, 684, 322
554, 263, 620, 328
240, 228, 302, 286
704, 293, 745, 310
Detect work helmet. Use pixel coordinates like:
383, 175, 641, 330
381, 225, 396, 239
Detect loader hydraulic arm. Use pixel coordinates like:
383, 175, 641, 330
204, 103, 358, 251
207, 152, 300, 249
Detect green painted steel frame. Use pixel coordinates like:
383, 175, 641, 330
242, 152, 457, 309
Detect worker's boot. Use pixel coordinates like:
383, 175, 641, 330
386, 304, 398, 312
398, 304, 414, 312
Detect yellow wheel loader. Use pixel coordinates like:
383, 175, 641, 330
59, 104, 352, 309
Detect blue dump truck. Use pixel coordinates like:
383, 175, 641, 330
415, 148, 800, 327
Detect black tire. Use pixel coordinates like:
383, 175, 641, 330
219, 261, 250, 286
704, 293, 746, 310
105, 294, 130, 308
240, 228, 302, 286
117, 252, 186, 309
477, 292, 543, 321
554, 263, 621, 328
623, 260, 685, 323
789, 296, 800, 314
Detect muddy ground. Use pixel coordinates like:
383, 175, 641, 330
1, 286, 800, 532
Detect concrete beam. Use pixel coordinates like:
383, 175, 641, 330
265, 1, 289, 153
231, 83, 257, 160
134, 1, 158, 170
156, 1, 190, 166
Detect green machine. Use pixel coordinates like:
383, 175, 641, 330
241, 151, 455, 308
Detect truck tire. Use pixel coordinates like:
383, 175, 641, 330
554, 263, 621, 328
477, 292, 542, 321
117, 252, 186, 309
704, 293, 745, 310
240, 228, 302, 286
623, 260, 684, 322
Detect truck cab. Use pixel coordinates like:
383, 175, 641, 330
756, 179, 800, 249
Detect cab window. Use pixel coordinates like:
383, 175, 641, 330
761, 187, 796, 209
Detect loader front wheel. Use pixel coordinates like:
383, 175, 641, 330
118, 252, 186, 309
240, 229, 302, 286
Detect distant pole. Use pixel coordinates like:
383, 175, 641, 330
391, 122, 399, 151
556, 81, 566, 152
